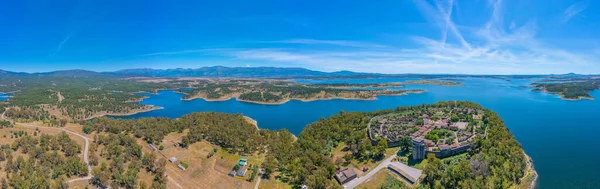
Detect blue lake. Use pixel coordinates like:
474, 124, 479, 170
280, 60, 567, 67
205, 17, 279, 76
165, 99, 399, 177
114, 78, 600, 189
0, 92, 10, 101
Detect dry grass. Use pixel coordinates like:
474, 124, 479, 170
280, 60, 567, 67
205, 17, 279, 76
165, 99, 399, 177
0, 126, 90, 186
68, 181, 89, 189
259, 174, 294, 189
331, 142, 401, 177
136, 131, 264, 189
0, 122, 273, 189
355, 169, 413, 189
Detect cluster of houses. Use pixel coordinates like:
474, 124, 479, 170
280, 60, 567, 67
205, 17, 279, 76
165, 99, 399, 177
411, 109, 482, 160
370, 108, 484, 161
371, 116, 420, 144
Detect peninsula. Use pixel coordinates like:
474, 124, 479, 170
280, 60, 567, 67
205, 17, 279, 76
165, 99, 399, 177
154, 78, 457, 104
531, 80, 599, 100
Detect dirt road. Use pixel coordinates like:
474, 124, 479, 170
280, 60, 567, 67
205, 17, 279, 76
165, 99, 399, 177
2, 111, 93, 183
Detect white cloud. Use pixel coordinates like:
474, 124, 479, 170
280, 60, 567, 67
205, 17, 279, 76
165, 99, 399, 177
562, 1, 588, 24
270, 39, 388, 48
111, 0, 599, 74
413, 0, 471, 50
406, 0, 598, 73
134, 49, 220, 57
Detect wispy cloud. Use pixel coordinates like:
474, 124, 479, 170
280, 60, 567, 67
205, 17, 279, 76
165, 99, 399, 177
405, 0, 597, 73
413, 0, 471, 50
49, 33, 74, 57
270, 39, 388, 48
133, 49, 222, 57
105, 0, 599, 74
562, 1, 588, 24
101, 48, 232, 63
215, 0, 598, 74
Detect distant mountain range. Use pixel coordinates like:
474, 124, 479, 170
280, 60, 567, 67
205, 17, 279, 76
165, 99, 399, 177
0, 69, 114, 78
113, 66, 367, 78
0, 66, 595, 78
0, 66, 369, 78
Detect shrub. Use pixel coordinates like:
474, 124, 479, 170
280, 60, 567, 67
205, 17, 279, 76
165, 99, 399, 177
82, 125, 94, 134
180, 162, 189, 169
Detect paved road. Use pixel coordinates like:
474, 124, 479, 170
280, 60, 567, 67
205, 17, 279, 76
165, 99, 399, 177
2, 111, 93, 183
343, 154, 397, 189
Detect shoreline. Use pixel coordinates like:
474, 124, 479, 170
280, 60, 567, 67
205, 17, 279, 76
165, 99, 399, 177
524, 152, 538, 189
401, 80, 464, 86
180, 90, 427, 105
560, 95, 595, 101
533, 87, 596, 101
0, 90, 20, 94
243, 116, 258, 130
85, 106, 164, 120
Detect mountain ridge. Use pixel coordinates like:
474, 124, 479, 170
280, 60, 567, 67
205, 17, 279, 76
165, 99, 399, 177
112, 66, 366, 78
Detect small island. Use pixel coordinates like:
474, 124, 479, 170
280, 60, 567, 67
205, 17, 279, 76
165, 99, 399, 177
401, 79, 464, 86
531, 80, 599, 100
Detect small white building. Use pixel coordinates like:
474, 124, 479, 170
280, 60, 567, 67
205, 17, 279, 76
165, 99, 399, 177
178, 164, 186, 171
169, 157, 177, 163
148, 144, 158, 151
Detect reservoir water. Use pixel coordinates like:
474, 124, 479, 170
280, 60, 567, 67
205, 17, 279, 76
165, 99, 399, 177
0, 92, 10, 101
114, 78, 600, 189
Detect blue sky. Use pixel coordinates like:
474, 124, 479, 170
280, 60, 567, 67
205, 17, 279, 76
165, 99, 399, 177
1, 0, 599, 74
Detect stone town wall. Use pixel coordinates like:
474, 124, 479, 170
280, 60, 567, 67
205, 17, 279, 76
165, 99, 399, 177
428, 145, 471, 158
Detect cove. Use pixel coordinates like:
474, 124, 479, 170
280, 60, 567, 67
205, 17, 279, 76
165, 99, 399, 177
113, 78, 600, 189
0, 92, 10, 101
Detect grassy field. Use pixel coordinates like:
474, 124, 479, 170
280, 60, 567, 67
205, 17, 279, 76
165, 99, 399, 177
355, 169, 411, 189
332, 141, 402, 177
138, 132, 264, 189
258, 172, 294, 189
0, 122, 270, 188
408, 152, 467, 170
0, 124, 90, 187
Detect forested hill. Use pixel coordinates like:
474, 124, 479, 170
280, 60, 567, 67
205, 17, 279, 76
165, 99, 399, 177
113, 66, 366, 78
0, 69, 114, 78
1, 67, 365, 78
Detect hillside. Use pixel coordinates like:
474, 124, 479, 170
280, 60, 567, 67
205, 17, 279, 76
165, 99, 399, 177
113, 66, 364, 78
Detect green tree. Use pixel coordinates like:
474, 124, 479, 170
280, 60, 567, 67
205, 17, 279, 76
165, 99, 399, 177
82, 125, 94, 134
374, 138, 388, 159
399, 137, 412, 152
262, 155, 277, 178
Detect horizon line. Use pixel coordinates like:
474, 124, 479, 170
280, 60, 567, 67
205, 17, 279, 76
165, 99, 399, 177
1, 66, 597, 76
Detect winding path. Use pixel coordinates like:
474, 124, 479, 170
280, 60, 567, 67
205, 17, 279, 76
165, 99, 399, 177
2, 111, 93, 183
